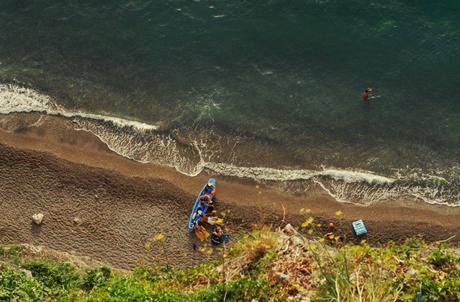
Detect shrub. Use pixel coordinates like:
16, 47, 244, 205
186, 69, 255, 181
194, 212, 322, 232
429, 249, 456, 269
0, 268, 44, 301
198, 278, 285, 302
81, 266, 112, 291
23, 259, 80, 289
80, 275, 196, 302
420, 278, 460, 302
0, 246, 24, 265
22, 259, 80, 300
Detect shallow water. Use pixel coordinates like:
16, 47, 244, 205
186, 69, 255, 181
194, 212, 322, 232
0, 0, 459, 205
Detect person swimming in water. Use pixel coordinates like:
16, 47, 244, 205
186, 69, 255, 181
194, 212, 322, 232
362, 88, 373, 102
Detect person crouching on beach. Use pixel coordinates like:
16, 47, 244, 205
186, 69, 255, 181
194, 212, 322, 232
211, 226, 229, 245
324, 222, 343, 242
199, 194, 215, 212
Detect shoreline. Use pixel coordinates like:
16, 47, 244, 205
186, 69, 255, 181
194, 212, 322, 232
1, 114, 459, 219
0, 114, 459, 268
2, 83, 459, 206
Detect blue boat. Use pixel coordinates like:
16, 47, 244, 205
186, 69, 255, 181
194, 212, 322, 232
188, 178, 216, 232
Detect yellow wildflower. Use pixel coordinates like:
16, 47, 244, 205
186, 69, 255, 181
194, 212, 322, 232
301, 216, 315, 228
153, 233, 165, 241
299, 208, 312, 215
308, 244, 318, 251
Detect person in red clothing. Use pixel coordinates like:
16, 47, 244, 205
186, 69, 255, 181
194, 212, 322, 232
199, 194, 215, 213
362, 88, 373, 102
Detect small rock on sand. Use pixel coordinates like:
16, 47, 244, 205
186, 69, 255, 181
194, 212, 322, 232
283, 224, 297, 236
32, 213, 44, 225
73, 217, 82, 225
275, 272, 290, 283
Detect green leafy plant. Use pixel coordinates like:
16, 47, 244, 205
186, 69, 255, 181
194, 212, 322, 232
81, 266, 112, 291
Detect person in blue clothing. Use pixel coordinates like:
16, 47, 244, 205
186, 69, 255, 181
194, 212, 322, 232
211, 226, 229, 245
200, 178, 217, 211
203, 178, 217, 197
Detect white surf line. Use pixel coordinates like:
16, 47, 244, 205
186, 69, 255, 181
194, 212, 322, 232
312, 179, 370, 206
205, 163, 460, 207
0, 83, 159, 131
205, 162, 395, 184
73, 127, 204, 177
66, 112, 159, 131
407, 191, 460, 208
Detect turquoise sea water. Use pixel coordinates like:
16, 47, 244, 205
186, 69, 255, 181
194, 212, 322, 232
1, 0, 459, 205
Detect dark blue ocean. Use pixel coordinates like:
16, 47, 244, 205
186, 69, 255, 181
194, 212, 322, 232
0, 0, 459, 205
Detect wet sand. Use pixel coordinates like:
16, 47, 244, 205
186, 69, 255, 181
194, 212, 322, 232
0, 114, 459, 269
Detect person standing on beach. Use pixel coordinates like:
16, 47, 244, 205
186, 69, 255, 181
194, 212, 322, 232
203, 178, 217, 197
362, 88, 373, 102
202, 178, 217, 208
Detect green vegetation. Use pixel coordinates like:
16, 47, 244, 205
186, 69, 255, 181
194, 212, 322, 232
0, 225, 459, 301
0, 244, 283, 302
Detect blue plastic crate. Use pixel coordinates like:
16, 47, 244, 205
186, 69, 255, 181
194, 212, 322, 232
352, 220, 367, 236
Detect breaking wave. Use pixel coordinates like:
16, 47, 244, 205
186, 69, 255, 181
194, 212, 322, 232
1, 83, 459, 207
204, 163, 460, 207
205, 163, 395, 183
0, 84, 158, 131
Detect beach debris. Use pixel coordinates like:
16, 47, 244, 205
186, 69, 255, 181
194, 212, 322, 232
274, 271, 290, 284
73, 217, 82, 225
207, 216, 224, 225
32, 213, 44, 225
352, 219, 367, 236
195, 225, 210, 241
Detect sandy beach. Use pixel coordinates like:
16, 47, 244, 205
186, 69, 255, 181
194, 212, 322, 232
0, 113, 459, 269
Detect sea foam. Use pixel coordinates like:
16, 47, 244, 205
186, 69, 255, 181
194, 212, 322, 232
205, 162, 395, 184
0, 84, 158, 131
